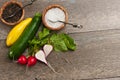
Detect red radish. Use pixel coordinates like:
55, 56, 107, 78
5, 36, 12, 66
35, 50, 47, 64
27, 56, 37, 67
43, 44, 53, 57
17, 55, 27, 65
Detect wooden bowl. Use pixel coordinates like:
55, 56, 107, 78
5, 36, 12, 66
42, 4, 68, 30
0, 0, 25, 26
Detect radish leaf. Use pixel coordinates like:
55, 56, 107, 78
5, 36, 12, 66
39, 27, 50, 40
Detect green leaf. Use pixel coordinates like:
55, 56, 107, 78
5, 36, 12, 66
63, 34, 76, 50
50, 33, 57, 42
53, 40, 68, 52
28, 38, 40, 45
50, 33, 68, 52
28, 26, 76, 53
54, 33, 76, 51
39, 27, 50, 40
39, 37, 49, 46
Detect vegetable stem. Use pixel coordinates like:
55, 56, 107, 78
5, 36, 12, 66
47, 62, 57, 73
35, 13, 42, 17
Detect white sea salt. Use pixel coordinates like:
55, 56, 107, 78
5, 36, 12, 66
45, 8, 65, 29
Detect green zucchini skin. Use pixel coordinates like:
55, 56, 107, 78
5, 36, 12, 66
8, 13, 42, 60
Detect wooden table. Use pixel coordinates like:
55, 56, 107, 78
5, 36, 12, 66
1, 0, 120, 80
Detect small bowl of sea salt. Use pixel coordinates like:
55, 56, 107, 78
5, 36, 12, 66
42, 4, 68, 30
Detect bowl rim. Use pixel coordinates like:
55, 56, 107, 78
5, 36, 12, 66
0, 0, 25, 26
42, 4, 68, 30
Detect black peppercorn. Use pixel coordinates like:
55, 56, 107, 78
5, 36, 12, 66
2, 3, 22, 23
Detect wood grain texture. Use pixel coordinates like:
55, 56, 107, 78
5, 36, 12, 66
1, 0, 120, 80
1, 30, 120, 80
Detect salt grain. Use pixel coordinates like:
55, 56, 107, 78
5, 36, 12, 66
45, 8, 65, 29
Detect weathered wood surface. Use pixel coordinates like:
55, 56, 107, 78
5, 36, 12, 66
1, 0, 120, 80
1, 30, 120, 80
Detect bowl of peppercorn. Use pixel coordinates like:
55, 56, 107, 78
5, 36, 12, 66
0, 0, 25, 26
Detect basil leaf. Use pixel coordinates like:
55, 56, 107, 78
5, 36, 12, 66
63, 34, 76, 50
53, 40, 68, 52
50, 34, 68, 52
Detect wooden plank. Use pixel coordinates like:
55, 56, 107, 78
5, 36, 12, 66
1, 0, 120, 80
81, 77, 120, 80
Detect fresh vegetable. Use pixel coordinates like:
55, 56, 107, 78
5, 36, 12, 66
17, 55, 27, 65
35, 50, 47, 64
43, 44, 53, 57
50, 33, 68, 51
39, 27, 50, 40
35, 50, 56, 73
28, 27, 76, 53
17, 55, 37, 66
28, 27, 51, 55
8, 13, 42, 60
27, 56, 37, 67
6, 18, 32, 47
50, 33, 76, 51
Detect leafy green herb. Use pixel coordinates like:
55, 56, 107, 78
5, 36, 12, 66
62, 34, 76, 50
50, 34, 68, 51
28, 27, 76, 55
39, 27, 50, 40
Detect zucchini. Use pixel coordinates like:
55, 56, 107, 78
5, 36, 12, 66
6, 18, 32, 47
8, 13, 42, 60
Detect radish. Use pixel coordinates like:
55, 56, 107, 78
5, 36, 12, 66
35, 50, 57, 73
25, 56, 37, 73
27, 56, 37, 67
43, 44, 53, 57
17, 55, 27, 65
35, 50, 47, 64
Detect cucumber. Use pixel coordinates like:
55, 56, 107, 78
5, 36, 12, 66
8, 13, 42, 60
